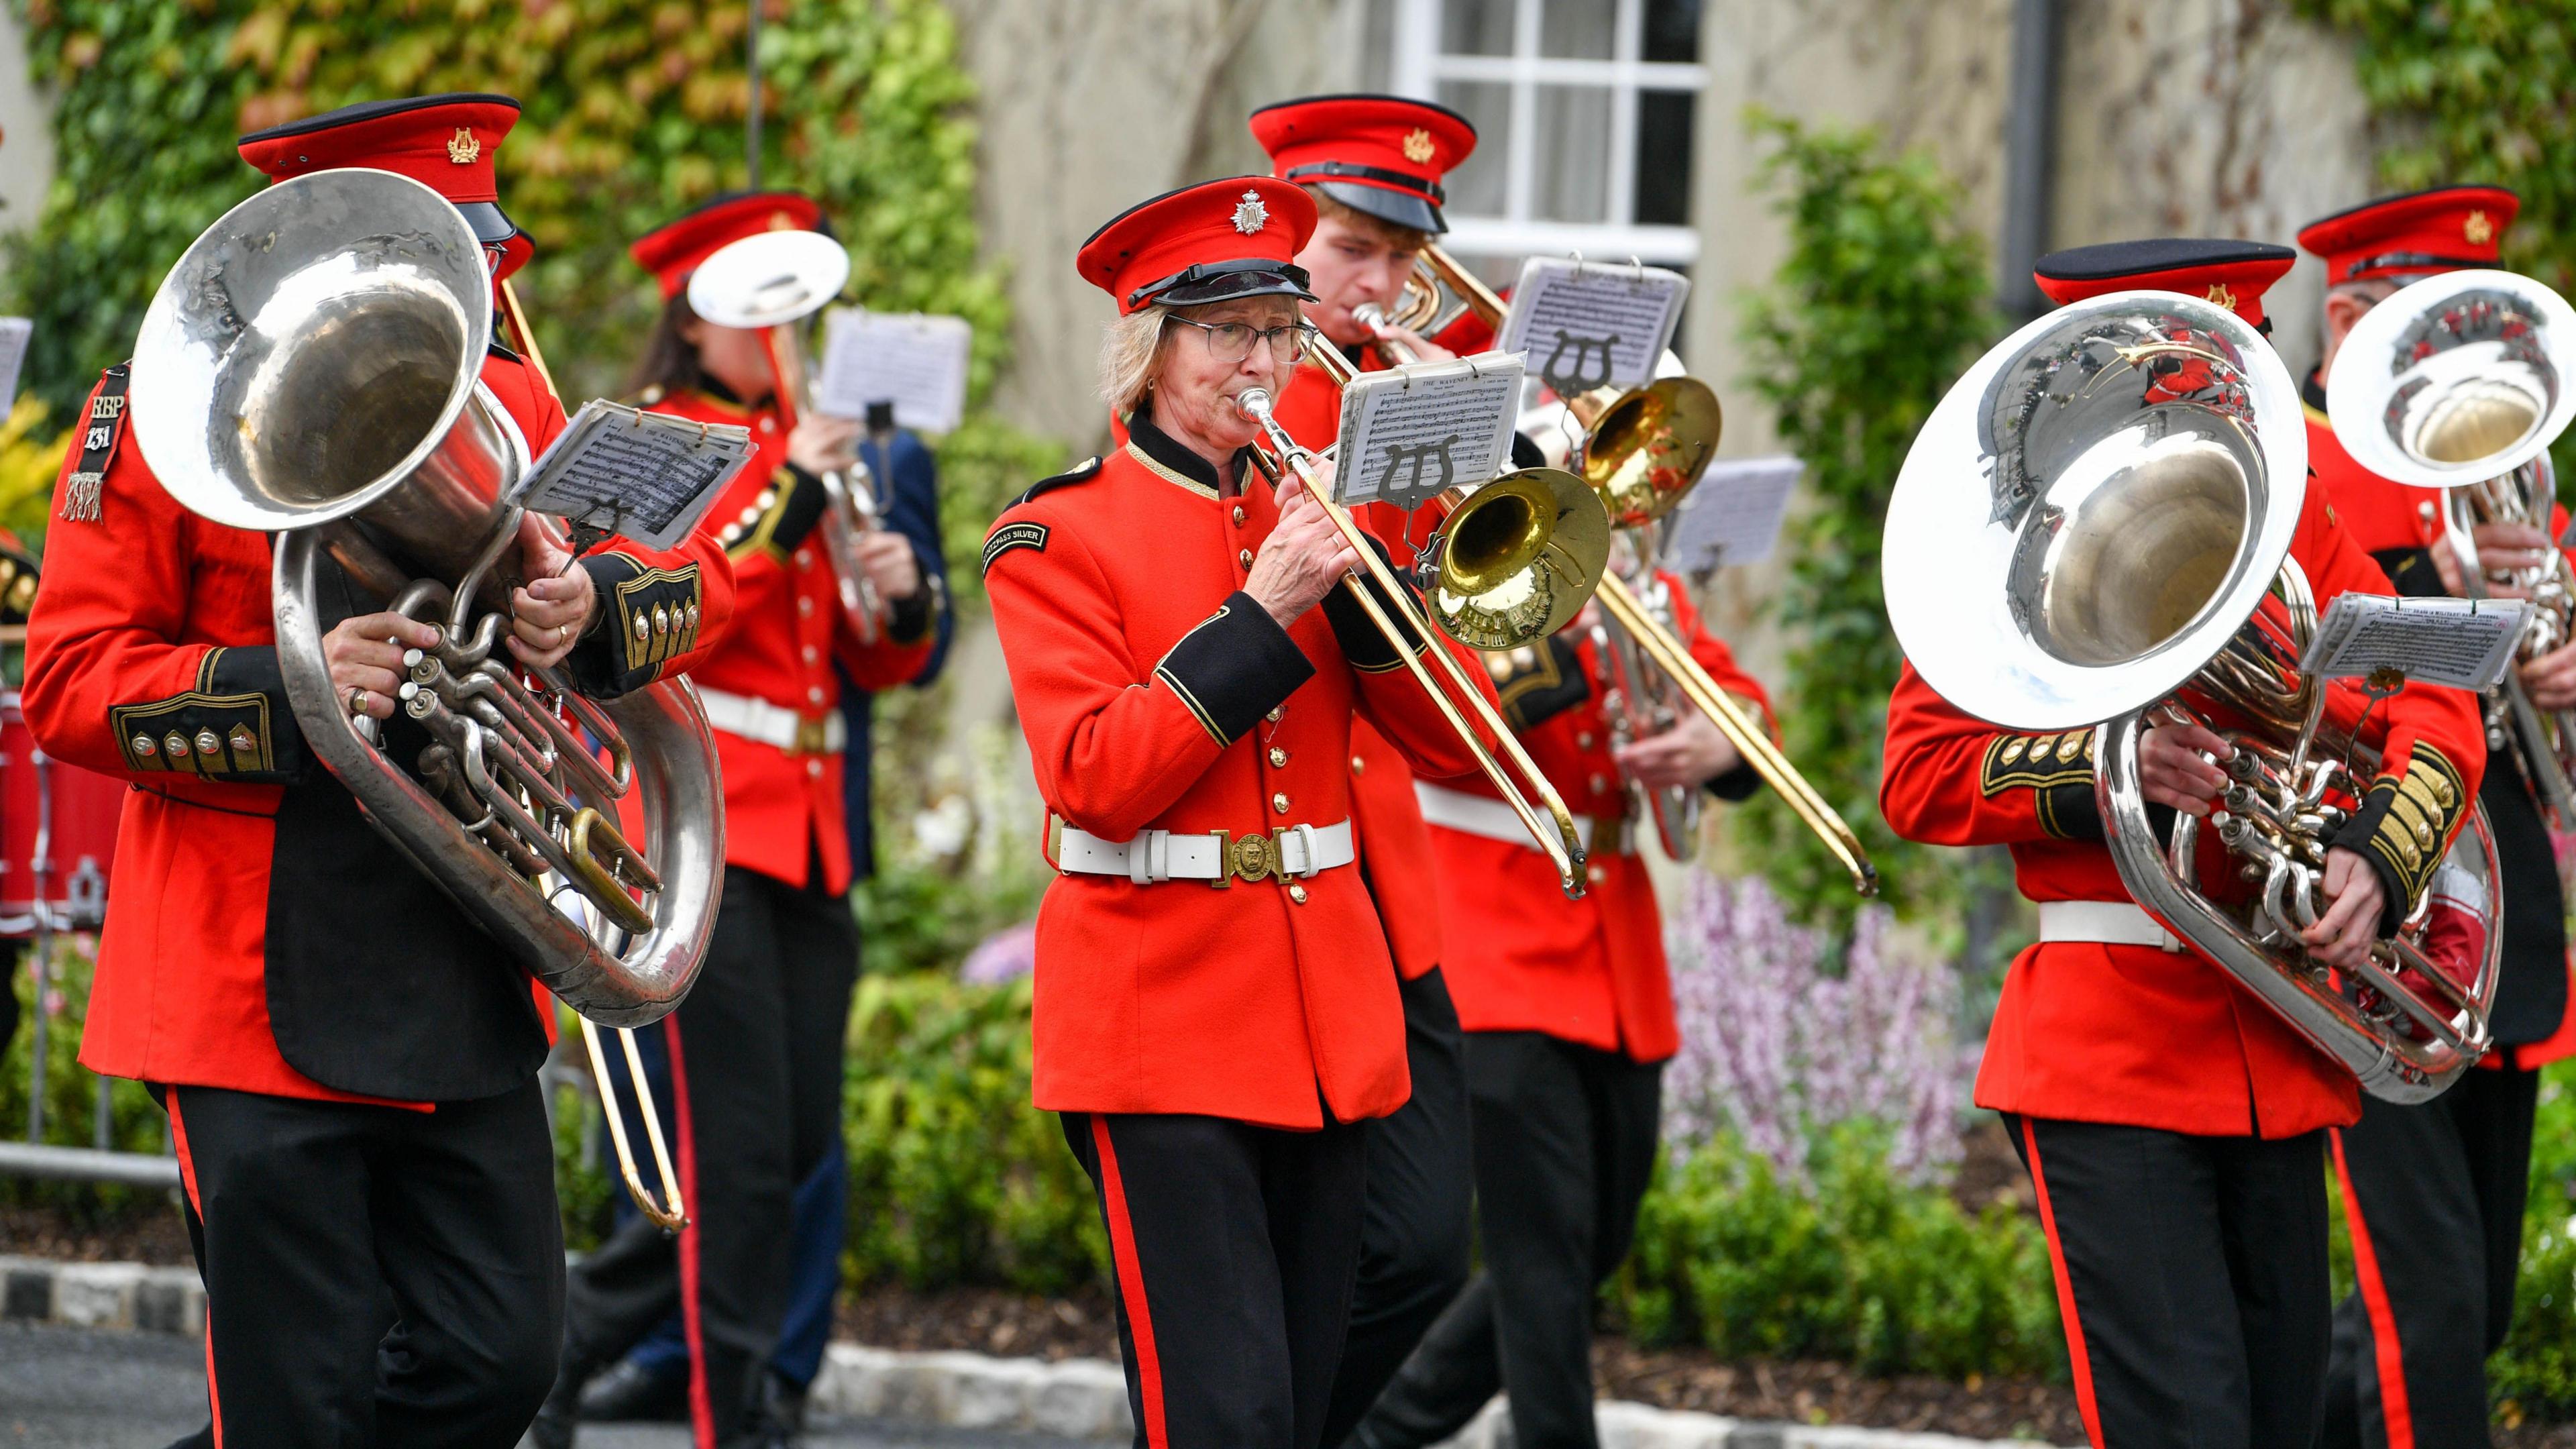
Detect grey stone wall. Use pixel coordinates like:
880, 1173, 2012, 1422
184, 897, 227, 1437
0, 8, 54, 258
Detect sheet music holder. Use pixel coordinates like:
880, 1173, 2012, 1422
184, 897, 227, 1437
1331, 352, 1526, 512
514, 400, 755, 551
1661, 455, 1803, 577
816, 308, 974, 434
1496, 258, 1688, 400
2298, 593, 2532, 692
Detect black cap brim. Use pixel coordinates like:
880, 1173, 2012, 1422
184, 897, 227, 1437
1157, 266, 1318, 309
455, 200, 518, 246
1316, 180, 1446, 235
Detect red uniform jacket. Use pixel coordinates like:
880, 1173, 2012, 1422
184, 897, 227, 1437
984, 413, 1494, 1129
1430, 572, 1768, 1063
648, 386, 938, 895
2304, 374, 2576, 1070
1881, 487, 2487, 1138
28, 350, 735, 1107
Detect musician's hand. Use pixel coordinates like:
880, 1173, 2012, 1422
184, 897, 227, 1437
325, 610, 441, 721
788, 415, 863, 477
2304, 846, 2387, 969
2521, 638, 2576, 710
1615, 713, 1741, 790
1372, 323, 1456, 366
1246, 469, 1358, 627
855, 529, 921, 603
2428, 521, 2553, 598
508, 515, 597, 669
2138, 721, 2232, 816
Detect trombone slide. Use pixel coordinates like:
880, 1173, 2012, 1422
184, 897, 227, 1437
1594, 572, 1879, 896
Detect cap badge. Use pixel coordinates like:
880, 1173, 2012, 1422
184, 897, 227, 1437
1402, 127, 1437, 164
1232, 189, 1270, 236
446, 128, 481, 164
2204, 282, 2237, 311
2465, 209, 2495, 246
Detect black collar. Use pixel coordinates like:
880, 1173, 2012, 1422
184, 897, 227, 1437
2302, 367, 2328, 414
1128, 402, 1254, 495
698, 375, 774, 410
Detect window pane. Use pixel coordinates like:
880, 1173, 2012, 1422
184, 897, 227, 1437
1357, 0, 1399, 91
1643, 0, 1701, 62
1436, 80, 1513, 217
1442, 0, 1515, 55
1533, 85, 1613, 223
1633, 90, 1695, 226
1538, 0, 1615, 59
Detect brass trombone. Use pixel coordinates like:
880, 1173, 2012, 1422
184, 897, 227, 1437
1238, 338, 1603, 896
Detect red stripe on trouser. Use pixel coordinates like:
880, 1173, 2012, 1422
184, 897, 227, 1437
168, 1090, 224, 1449
2332, 1128, 2417, 1449
664, 1018, 714, 1448
1091, 1116, 1169, 1449
2022, 1118, 2104, 1449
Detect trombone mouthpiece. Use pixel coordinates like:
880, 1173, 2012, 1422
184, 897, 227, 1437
1236, 388, 1275, 420
1354, 303, 1389, 331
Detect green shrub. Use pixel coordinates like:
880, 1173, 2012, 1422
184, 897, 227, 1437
1623, 1126, 2063, 1379
0, 937, 172, 1217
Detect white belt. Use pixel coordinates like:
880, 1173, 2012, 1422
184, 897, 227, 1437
1051, 817, 1354, 886
2037, 900, 2182, 953
1413, 782, 1634, 856
696, 688, 846, 755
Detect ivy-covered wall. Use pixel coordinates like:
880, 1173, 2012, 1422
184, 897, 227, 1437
0, 0, 1055, 592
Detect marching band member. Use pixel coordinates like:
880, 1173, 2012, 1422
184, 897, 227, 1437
1249, 91, 1486, 1445
535, 191, 943, 1449
24, 93, 734, 1445
2296, 187, 2576, 1449
1348, 577, 1772, 1447
1882, 240, 2487, 1449
983, 176, 1491, 1449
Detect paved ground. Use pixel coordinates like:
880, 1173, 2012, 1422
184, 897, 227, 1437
0, 1324, 1098, 1448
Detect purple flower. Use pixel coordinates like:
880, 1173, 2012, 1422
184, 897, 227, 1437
1663, 874, 1965, 1187
959, 922, 1038, 985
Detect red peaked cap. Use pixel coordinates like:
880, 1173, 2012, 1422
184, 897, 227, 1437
631, 191, 828, 301
237, 94, 527, 281
1250, 93, 1477, 235
1077, 177, 1318, 316
2034, 237, 2297, 329
2297, 185, 2520, 286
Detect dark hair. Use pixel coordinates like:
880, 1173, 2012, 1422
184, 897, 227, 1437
625, 291, 714, 400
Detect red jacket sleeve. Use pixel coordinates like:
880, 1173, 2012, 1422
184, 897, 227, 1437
1881, 661, 2102, 847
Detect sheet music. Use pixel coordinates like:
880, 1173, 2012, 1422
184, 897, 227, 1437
1332, 352, 1525, 511
816, 308, 973, 434
1661, 455, 1803, 575
515, 400, 755, 551
1497, 258, 1688, 398
2298, 593, 2531, 692
0, 319, 29, 405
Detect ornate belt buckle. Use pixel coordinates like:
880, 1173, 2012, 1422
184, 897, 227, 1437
1228, 829, 1279, 883
794, 715, 831, 755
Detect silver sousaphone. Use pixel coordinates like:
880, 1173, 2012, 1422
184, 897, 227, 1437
1886, 289, 2502, 1102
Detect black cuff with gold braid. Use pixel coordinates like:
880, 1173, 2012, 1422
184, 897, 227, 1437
571, 555, 706, 698
1319, 535, 1428, 673
1156, 592, 1314, 747
109, 646, 303, 782
2332, 742, 2469, 924
1491, 635, 1589, 734
885, 569, 943, 645
1981, 729, 2101, 840
716, 465, 834, 560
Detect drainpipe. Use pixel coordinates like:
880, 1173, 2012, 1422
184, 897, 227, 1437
1998, 0, 2063, 321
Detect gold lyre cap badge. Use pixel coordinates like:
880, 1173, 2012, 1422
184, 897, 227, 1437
447, 127, 481, 164
2204, 282, 2237, 311
1402, 127, 1437, 164
2465, 209, 2495, 246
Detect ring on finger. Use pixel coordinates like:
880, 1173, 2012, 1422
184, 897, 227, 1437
345, 685, 369, 717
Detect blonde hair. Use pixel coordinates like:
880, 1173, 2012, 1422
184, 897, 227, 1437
1309, 190, 1434, 255
1097, 305, 1171, 418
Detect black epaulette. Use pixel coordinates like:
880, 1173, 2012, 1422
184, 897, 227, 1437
488, 339, 523, 364
1014, 455, 1103, 507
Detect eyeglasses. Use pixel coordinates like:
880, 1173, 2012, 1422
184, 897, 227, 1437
1164, 316, 1318, 366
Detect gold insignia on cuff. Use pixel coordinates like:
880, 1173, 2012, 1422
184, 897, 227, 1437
614, 565, 705, 674
2363, 743, 2468, 907
109, 690, 276, 775
1981, 730, 2095, 798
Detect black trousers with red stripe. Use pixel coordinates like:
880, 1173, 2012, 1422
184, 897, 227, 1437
549, 861, 858, 1445
164, 1079, 563, 1447
2317, 1065, 2540, 1449
2008, 1115, 2332, 1449
1320, 967, 1474, 1449
1061, 1110, 1370, 1449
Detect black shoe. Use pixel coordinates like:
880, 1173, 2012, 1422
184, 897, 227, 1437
763, 1371, 810, 1434
579, 1358, 692, 1423
523, 1356, 592, 1449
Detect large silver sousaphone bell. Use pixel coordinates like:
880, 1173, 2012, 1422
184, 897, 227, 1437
1886, 290, 2502, 1102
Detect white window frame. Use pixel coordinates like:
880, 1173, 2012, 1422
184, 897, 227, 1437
1383, 0, 1704, 266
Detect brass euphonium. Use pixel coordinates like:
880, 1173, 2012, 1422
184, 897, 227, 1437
2326, 268, 2576, 833
129, 168, 724, 1222
1886, 288, 2504, 1102
686, 227, 892, 645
